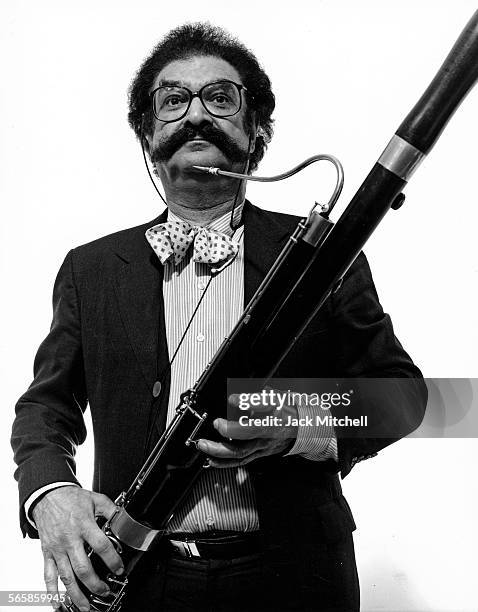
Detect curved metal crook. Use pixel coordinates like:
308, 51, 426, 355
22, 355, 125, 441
192, 154, 344, 214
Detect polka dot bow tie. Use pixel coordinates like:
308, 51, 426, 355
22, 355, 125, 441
146, 218, 240, 266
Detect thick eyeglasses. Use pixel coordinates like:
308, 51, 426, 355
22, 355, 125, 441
151, 80, 248, 123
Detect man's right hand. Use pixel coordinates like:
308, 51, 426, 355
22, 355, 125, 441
32, 486, 124, 611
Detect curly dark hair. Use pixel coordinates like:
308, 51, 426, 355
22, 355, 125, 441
128, 23, 275, 172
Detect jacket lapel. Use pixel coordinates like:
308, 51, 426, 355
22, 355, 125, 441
112, 211, 169, 392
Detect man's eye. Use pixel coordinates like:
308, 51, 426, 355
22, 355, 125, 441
208, 92, 234, 108
213, 94, 229, 104
165, 96, 182, 107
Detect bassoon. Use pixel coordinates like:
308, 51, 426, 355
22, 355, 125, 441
61, 10, 478, 611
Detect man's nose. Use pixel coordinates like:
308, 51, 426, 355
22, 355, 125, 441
185, 96, 212, 125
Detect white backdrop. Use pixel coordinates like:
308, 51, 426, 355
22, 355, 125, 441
1, 2, 477, 611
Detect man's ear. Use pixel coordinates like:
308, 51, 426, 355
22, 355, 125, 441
248, 114, 259, 154
254, 125, 266, 152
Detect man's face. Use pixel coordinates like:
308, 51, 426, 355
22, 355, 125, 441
148, 55, 253, 182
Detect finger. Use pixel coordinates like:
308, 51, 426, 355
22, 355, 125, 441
213, 417, 268, 440
43, 556, 60, 610
208, 446, 273, 469
91, 492, 118, 521
56, 554, 91, 612
83, 525, 124, 576
227, 393, 241, 407
68, 543, 111, 598
197, 437, 267, 459
197, 438, 241, 457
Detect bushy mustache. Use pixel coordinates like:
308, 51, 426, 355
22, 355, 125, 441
150, 123, 249, 164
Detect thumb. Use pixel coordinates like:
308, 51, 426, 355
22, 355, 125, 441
90, 492, 118, 520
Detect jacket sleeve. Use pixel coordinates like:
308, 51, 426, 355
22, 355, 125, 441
328, 252, 428, 478
11, 250, 88, 538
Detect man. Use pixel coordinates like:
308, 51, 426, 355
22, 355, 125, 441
11, 23, 427, 612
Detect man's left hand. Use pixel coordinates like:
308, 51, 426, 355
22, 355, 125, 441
197, 393, 299, 468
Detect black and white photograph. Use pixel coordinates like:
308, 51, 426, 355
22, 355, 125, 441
1, 2, 477, 611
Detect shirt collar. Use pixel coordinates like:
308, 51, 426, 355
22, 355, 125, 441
167, 200, 244, 238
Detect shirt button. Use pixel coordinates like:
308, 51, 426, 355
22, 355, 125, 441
206, 515, 215, 526
197, 280, 206, 290
152, 381, 162, 398
196, 333, 205, 342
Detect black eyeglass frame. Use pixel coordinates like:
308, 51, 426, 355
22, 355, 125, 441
150, 79, 250, 123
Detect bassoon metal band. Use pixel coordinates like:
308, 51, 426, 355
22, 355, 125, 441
108, 507, 162, 552
378, 134, 426, 181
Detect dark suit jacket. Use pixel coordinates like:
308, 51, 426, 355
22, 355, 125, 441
11, 201, 427, 570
